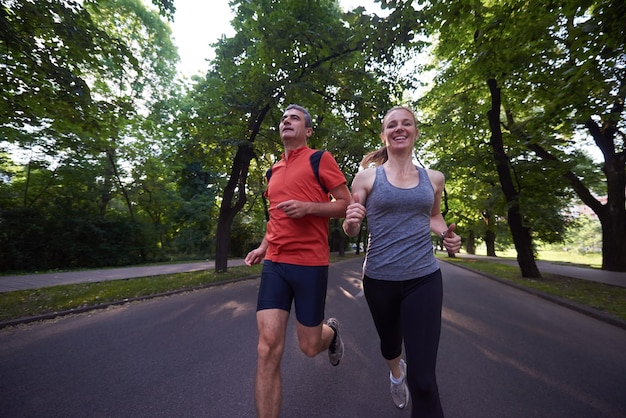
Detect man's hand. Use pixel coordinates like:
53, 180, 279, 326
245, 247, 265, 266
276, 200, 309, 218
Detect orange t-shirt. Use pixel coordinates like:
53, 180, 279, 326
264, 147, 346, 266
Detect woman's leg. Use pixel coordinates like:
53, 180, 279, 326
363, 275, 403, 361
364, 276, 410, 408
401, 270, 444, 418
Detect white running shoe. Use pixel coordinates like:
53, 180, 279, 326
390, 359, 409, 409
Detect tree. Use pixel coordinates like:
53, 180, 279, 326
187, 0, 426, 271
418, 0, 624, 273
0, 0, 180, 270
487, 79, 540, 276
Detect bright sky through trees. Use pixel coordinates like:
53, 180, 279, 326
170, 0, 382, 77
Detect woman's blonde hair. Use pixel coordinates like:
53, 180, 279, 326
360, 106, 418, 168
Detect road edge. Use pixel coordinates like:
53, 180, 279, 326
0, 274, 261, 330
4, 256, 624, 332
441, 260, 626, 331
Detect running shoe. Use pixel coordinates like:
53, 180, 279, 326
326, 318, 344, 366
390, 359, 409, 409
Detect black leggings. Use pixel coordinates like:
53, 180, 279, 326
363, 269, 444, 418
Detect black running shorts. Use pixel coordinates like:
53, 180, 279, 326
257, 260, 328, 327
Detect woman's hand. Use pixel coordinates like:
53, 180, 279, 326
441, 224, 462, 253
343, 194, 365, 237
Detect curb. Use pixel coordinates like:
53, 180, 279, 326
442, 260, 626, 331
0, 274, 261, 330
0, 257, 364, 330
5, 257, 623, 332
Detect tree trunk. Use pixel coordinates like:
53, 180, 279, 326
482, 210, 497, 257
215, 142, 256, 272
485, 229, 497, 257
465, 230, 476, 255
599, 155, 626, 271
214, 104, 271, 272
600, 213, 625, 271
486, 79, 540, 278
585, 111, 626, 272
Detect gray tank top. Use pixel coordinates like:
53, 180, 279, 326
363, 165, 439, 281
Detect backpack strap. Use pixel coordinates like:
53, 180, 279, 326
265, 150, 328, 194
309, 150, 328, 194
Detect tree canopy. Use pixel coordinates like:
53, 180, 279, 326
1, 0, 623, 274
417, 0, 625, 272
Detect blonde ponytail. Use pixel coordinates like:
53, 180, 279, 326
360, 147, 388, 168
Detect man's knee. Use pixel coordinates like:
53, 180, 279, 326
258, 331, 285, 354
298, 340, 321, 357
256, 308, 289, 362
296, 322, 327, 357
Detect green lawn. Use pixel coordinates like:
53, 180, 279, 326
0, 264, 263, 324
495, 247, 602, 268
438, 251, 625, 323
1, 251, 624, 326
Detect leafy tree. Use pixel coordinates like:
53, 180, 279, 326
417, 0, 624, 273
186, 0, 427, 271
0, 0, 180, 270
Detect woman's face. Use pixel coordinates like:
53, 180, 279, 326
381, 108, 418, 150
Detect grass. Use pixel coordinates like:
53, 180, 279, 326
438, 253, 626, 322
494, 247, 603, 268
0, 253, 360, 325
0, 264, 263, 324
1, 251, 624, 325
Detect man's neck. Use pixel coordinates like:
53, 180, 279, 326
283, 142, 307, 160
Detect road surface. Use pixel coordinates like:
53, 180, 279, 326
1, 258, 625, 417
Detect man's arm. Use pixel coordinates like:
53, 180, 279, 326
244, 236, 268, 266
275, 183, 350, 219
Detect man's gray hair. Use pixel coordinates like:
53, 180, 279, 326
285, 104, 313, 128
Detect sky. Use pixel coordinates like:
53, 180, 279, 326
170, 0, 382, 78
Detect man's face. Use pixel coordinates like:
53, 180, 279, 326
279, 109, 312, 143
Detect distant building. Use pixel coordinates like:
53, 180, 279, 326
572, 196, 607, 220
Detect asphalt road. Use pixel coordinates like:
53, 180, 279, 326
1, 258, 625, 417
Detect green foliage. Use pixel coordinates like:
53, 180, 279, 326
562, 215, 603, 254
0, 207, 149, 270
2, 0, 619, 273
418, 0, 624, 268
184, 0, 431, 269
0, 0, 181, 271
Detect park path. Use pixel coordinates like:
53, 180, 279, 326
1, 258, 624, 417
1, 253, 625, 293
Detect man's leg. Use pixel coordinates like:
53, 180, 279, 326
256, 308, 289, 418
295, 321, 335, 357
289, 264, 342, 364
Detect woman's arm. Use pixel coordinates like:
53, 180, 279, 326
427, 169, 461, 253
342, 168, 375, 237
